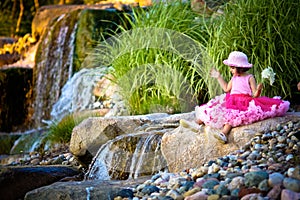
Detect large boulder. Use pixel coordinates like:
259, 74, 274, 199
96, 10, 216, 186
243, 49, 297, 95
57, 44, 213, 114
24, 176, 149, 200
69, 113, 190, 167
161, 112, 300, 173
0, 166, 79, 200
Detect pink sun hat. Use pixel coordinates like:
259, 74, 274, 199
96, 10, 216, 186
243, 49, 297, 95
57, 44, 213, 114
223, 51, 253, 68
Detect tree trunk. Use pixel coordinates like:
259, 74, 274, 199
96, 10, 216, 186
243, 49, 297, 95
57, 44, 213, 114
34, 0, 39, 10
10, 0, 17, 37
16, 0, 24, 34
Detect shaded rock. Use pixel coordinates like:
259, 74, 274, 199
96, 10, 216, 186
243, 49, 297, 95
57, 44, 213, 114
0, 133, 20, 154
267, 184, 282, 200
24, 176, 149, 200
0, 37, 17, 48
0, 67, 33, 132
238, 187, 261, 199
0, 54, 20, 67
244, 171, 269, 187
283, 177, 300, 192
161, 113, 300, 172
0, 165, 79, 200
281, 189, 300, 200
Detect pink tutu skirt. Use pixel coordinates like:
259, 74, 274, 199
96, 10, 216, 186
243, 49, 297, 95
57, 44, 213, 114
195, 93, 290, 129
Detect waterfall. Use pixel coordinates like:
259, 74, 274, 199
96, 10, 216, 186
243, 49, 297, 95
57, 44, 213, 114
50, 67, 106, 123
85, 131, 167, 180
32, 12, 80, 128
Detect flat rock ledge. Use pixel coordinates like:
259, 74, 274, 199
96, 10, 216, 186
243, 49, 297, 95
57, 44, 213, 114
24, 176, 150, 200
70, 111, 300, 173
0, 165, 79, 200
161, 112, 300, 173
69, 113, 191, 166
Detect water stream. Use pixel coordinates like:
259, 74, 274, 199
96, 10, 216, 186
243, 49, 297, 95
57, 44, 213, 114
85, 131, 167, 180
32, 13, 79, 128
50, 67, 106, 123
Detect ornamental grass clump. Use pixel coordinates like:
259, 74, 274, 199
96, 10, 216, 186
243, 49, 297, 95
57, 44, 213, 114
90, 1, 210, 114
46, 112, 100, 144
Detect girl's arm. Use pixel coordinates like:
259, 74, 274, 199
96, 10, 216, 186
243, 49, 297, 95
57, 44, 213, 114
249, 76, 262, 97
211, 68, 231, 92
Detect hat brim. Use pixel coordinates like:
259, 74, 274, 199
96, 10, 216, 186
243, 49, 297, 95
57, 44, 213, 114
223, 60, 252, 68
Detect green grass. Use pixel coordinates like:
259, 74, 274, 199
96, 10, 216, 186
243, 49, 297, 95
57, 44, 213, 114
90, 1, 211, 114
45, 111, 101, 144
89, 0, 300, 115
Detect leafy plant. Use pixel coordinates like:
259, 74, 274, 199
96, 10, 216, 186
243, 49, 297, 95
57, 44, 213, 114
90, 1, 213, 114
46, 111, 101, 144
90, 0, 299, 115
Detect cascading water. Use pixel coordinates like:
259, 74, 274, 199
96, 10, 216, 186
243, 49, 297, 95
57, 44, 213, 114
85, 131, 168, 181
50, 67, 106, 123
32, 12, 80, 128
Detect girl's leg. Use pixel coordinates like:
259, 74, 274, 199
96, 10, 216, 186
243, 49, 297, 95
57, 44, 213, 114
195, 118, 204, 125
222, 124, 232, 136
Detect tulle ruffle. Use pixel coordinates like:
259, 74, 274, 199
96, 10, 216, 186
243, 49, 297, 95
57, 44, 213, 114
195, 93, 290, 129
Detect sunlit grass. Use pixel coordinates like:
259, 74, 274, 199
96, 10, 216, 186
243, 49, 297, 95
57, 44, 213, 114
46, 111, 101, 144
89, 1, 211, 114
89, 0, 299, 115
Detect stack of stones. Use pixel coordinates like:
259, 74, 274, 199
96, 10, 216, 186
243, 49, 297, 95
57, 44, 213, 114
114, 120, 300, 200
4, 144, 81, 169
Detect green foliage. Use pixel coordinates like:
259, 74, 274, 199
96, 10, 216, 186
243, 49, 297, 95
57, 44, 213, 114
204, 0, 300, 98
91, 0, 299, 115
0, 0, 35, 36
46, 112, 100, 144
92, 1, 212, 114
0, 10, 14, 36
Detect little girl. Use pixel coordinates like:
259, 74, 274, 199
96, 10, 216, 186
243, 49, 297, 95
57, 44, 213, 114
181, 51, 290, 143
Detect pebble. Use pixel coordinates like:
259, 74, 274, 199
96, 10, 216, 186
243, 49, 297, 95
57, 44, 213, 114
4, 117, 300, 199
116, 120, 300, 199
4, 143, 81, 169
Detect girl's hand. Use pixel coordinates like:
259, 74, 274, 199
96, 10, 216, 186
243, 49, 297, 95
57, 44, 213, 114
210, 68, 220, 78
254, 83, 263, 98
257, 83, 263, 92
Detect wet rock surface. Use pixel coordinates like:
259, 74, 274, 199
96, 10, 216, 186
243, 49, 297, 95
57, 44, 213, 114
24, 177, 150, 200
0, 165, 80, 200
